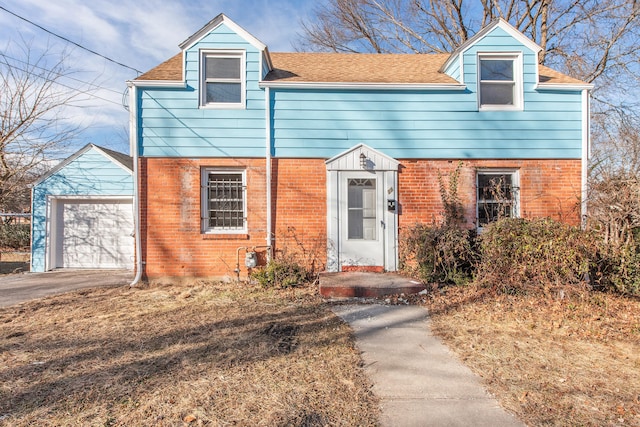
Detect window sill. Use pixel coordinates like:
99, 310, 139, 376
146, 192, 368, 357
202, 233, 249, 240
479, 105, 522, 112
199, 103, 246, 110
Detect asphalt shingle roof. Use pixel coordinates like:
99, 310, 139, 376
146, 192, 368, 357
96, 145, 133, 171
136, 51, 586, 86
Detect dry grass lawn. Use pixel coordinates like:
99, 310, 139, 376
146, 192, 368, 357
0, 282, 379, 426
423, 285, 640, 427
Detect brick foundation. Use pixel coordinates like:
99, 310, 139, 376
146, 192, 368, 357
139, 157, 581, 279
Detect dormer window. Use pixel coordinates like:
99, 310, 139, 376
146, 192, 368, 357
478, 54, 522, 110
201, 51, 245, 108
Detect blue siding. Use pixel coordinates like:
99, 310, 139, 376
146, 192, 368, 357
270, 26, 583, 159
137, 21, 584, 162
31, 147, 133, 272
261, 53, 270, 79
138, 23, 266, 157
442, 54, 461, 81
271, 88, 583, 159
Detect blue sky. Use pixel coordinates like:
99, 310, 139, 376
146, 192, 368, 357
0, 0, 320, 156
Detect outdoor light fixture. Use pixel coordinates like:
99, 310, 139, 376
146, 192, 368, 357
360, 152, 367, 169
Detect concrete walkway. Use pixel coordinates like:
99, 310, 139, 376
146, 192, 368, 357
331, 304, 525, 427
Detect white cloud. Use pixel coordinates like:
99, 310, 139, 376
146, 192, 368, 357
0, 0, 321, 156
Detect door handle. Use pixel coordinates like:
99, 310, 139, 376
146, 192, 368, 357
380, 220, 385, 229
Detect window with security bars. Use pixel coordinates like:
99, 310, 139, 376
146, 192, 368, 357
477, 171, 519, 226
202, 170, 246, 232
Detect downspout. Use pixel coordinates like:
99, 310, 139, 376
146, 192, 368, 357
128, 81, 143, 286
29, 185, 34, 272
265, 86, 272, 259
580, 88, 590, 229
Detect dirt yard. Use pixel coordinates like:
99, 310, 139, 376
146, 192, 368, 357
422, 285, 640, 427
0, 282, 379, 426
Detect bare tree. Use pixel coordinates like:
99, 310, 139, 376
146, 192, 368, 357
298, 0, 640, 86
589, 115, 640, 248
0, 41, 84, 212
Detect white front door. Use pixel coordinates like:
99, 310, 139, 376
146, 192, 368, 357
325, 144, 399, 273
338, 171, 385, 269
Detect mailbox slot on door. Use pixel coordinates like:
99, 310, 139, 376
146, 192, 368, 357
387, 199, 396, 211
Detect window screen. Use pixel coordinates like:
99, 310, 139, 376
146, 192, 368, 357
479, 58, 516, 106
203, 55, 242, 104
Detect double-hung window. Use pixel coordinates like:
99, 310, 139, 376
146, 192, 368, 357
202, 169, 246, 233
478, 54, 522, 110
477, 170, 519, 226
201, 51, 245, 108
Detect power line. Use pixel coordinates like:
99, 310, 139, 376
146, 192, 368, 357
0, 5, 143, 74
0, 60, 123, 107
3, 54, 125, 96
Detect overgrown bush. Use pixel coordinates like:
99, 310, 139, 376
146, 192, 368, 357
0, 223, 30, 249
399, 162, 476, 285
476, 218, 595, 294
250, 258, 312, 288
400, 223, 476, 285
594, 239, 640, 296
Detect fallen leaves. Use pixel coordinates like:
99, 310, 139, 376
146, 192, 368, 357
0, 282, 380, 426
424, 285, 640, 426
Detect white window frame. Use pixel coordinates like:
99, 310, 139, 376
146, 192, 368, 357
476, 169, 520, 228
477, 53, 523, 111
201, 168, 247, 234
200, 50, 246, 109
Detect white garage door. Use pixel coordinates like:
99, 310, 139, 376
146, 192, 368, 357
54, 199, 134, 269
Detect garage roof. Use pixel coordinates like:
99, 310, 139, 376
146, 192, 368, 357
33, 144, 132, 187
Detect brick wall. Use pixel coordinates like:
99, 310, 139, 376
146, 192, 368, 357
271, 159, 327, 273
399, 159, 582, 228
140, 157, 581, 278
140, 157, 268, 279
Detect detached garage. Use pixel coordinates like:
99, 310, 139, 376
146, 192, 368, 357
31, 144, 134, 272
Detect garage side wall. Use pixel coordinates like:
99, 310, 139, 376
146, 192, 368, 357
31, 147, 134, 272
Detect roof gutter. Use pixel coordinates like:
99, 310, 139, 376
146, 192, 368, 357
259, 81, 466, 91
129, 80, 186, 88
127, 81, 143, 287
536, 83, 594, 91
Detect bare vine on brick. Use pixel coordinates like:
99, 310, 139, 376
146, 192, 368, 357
400, 162, 476, 285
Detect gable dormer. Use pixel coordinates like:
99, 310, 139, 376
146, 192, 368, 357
441, 19, 542, 111
178, 14, 272, 109
131, 14, 275, 157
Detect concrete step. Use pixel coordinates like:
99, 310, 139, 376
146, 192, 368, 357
319, 271, 426, 298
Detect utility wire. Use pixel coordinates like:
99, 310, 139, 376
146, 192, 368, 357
0, 4, 143, 74
1, 60, 123, 106
3, 54, 125, 96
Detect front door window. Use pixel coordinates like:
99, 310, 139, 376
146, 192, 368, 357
347, 178, 377, 240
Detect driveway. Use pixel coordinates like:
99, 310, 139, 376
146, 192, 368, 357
0, 269, 133, 308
